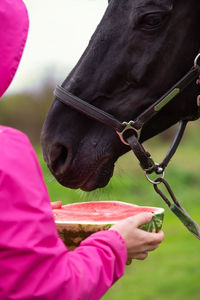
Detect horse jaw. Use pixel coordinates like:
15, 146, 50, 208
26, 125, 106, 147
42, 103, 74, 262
41, 0, 200, 191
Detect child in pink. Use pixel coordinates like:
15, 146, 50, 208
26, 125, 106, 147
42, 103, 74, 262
0, 1, 164, 299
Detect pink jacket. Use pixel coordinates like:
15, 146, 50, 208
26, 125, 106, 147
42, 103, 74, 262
0, 0, 29, 97
0, 1, 127, 299
0, 126, 127, 299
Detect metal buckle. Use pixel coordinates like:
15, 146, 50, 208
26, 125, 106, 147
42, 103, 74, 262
194, 53, 200, 68
116, 121, 141, 146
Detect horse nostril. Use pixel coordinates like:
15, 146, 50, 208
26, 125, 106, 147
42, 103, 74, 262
50, 144, 71, 176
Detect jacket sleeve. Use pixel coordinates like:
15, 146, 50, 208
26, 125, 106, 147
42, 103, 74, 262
0, 126, 127, 300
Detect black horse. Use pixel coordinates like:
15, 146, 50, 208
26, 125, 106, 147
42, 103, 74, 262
41, 0, 200, 191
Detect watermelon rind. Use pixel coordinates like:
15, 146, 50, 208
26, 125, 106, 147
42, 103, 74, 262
53, 201, 164, 250
139, 212, 164, 233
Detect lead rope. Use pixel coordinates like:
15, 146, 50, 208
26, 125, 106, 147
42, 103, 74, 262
127, 124, 200, 240
153, 177, 200, 240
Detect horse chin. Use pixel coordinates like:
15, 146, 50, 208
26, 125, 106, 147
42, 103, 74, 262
80, 163, 114, 191
54, 157, 115, 191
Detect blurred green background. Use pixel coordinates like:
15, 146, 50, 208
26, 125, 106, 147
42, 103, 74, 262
1, 85, 200, 299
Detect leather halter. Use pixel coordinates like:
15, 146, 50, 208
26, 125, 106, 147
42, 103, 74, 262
54, 53, 200, 240
54, 53, 200, 174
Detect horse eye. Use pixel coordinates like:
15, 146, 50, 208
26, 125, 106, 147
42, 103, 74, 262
140, 13, 167, 30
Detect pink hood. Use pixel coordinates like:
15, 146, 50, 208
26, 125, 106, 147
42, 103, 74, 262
0, 0, 29, 97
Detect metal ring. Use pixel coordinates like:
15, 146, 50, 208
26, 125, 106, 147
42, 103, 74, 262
194, 53, 200, 68
197, 95, 200, 107
116, 121, 141, 146
145, 169, 165, 185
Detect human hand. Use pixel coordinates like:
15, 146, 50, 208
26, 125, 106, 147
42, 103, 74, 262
51, 201, 62, 209
110, 213, 164, 264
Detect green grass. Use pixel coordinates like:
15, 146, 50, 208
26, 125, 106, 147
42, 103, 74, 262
37, 121, 200, 300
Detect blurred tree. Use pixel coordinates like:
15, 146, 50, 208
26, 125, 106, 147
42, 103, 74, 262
0, 76, 56, 145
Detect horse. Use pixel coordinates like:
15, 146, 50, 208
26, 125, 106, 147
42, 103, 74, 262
41, 0, 200, 192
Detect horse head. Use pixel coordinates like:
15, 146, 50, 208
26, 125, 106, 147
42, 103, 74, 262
41, 0, 200, 191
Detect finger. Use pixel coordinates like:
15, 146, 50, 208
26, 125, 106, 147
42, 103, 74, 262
129, 241, 159, 255
135, 229, 164, 246
146, 230, 165, 245
51, 201, 62, 209
132, 252, 148, 261
145, 244, 159, 252
126, 257, 133, 265
132, 212, 153, 228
